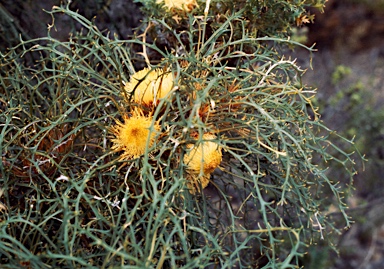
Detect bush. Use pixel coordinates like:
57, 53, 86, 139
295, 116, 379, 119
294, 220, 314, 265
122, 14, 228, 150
0, 1, 359, 268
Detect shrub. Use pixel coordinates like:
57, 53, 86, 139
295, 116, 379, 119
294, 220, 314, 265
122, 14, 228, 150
0, 1, 359, 268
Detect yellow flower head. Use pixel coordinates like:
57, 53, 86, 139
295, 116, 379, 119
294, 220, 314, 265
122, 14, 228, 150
124, 68, 173, 107
156, 0, 198, 12
110, 109, 160, 160
184, 133, 222, 193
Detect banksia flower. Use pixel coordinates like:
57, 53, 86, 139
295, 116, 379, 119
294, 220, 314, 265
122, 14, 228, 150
184, 133, 222, 193
110, 108, 160, 161
156, 0, 198, 12
124, 68, 173, 107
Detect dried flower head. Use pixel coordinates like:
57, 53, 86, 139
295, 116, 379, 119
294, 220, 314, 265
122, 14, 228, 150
110, 108, 160, 160
184, 133, 222, 193
124, 68, 173, 107
156, 0, 198, 12
2, 124, 74, 180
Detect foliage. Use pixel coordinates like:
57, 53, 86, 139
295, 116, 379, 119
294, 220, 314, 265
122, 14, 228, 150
138, 0, 324, 38
321, 64, 383, 198
347, 0, 384, 11
0, 1, 359, 268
